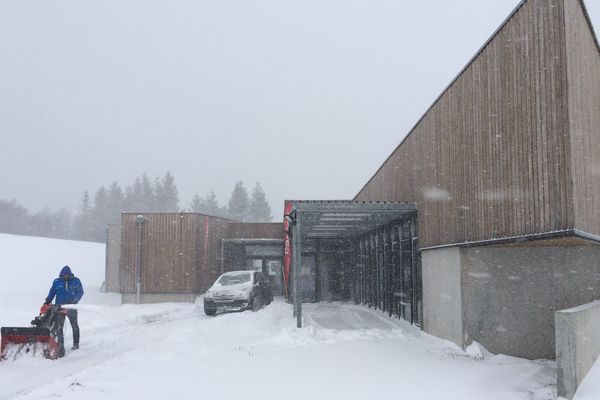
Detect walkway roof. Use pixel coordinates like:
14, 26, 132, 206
285, 200, 417, 239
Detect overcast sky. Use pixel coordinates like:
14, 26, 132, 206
1, 0, 599, 217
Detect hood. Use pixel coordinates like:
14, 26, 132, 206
59, 265, 73, 278
210, 280, 252, 297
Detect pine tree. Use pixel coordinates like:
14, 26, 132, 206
124, 178, 144, 212
141, 174, 155, 212
39, 209, 72, 239
208, 191, 225, 217
227, 181, 250, 221
30, 208, 53, 238
0, 199, 30, 235
190, 191, 225, 217
190, 194, 203, 213
155, 172, 179, 211
75, 190, 92, 240
202, 191, 222, 216
249, 182, 272, 222
90, 186, 110, 242
107, 182, 124, 223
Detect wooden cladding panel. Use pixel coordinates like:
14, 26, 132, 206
225, 223, 283, 240
198, 216, 231, 292
119, 215, 136, 294
119, 213, 230, 294
355, 0, 573, 248
565, 0, 600, 237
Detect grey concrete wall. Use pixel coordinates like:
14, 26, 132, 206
105, 224, 121, 293
461, 240, 600, 359
556, 301, 600, 400
121, 293, 197, 304
422, 247, 464, 348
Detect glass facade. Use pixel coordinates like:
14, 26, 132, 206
353, 216, 422, 326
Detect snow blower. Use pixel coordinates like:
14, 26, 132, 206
0, 304, 66, 361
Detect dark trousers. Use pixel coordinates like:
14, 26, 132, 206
56, 309, 79, 351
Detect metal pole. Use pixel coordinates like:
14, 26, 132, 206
291, 208, 297, 318
220, 240, 225, 275
135, 215, 145, 304
295, 210, 302, 328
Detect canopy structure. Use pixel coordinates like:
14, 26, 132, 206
284, 200, 418, 327
291, 201, 417, 240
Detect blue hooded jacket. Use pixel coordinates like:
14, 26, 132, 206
45, 266, 84, 305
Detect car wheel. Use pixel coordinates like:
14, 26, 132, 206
251, 296, 261, 312
204, 306, 216, 316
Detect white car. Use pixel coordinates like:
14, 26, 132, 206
203, 271, 273, 316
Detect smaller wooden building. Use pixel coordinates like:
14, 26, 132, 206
114, 213, 284, 303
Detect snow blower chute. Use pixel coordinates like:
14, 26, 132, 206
0, 304, 66, 361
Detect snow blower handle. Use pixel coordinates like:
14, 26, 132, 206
39, 303, 51, 315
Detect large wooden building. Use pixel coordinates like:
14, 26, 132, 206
352, 0, 600, 359
355, 0, 600, 249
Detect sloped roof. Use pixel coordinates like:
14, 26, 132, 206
355, 0, 600, 199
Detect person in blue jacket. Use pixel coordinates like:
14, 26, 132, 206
45, 265, 84, 353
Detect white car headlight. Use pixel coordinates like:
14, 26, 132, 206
204, 290, 214, 298
236, 287, 251, 299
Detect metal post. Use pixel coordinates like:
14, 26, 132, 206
220, 240, 225, 275
135, 215, 146, 305
291, 208, 297, 319
295, 210, 302, 328
315, 239, 321, 303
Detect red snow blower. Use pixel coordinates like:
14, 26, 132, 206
1, 304, 67, 361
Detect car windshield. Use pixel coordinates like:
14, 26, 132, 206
217, 272, 252, 286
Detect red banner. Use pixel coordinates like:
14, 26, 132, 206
283, 201, 292, 298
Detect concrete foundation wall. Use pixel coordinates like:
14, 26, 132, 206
121, 293, 197, 304
556, 301, 600, 400
422, 247, 463, 348
461, 240, 600, 359
105, 224, 121, 293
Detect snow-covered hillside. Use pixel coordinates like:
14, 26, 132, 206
0, 233, 569, 400
0, 233, 112, 328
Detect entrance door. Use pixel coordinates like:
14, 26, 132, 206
266, 259, 283, 296
246, 258, 284, 296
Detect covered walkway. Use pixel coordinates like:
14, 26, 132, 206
284, 201, 421, 328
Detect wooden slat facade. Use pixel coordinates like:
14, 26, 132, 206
565, 0, 600, 238
119, 213, 231, 294
225, 223, 283, 240
355, 0, 600, 249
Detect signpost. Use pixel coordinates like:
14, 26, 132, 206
135, 214, 146, 304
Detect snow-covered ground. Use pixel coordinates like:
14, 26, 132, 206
574, 356, 600, 400
0, 233, 575, 400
